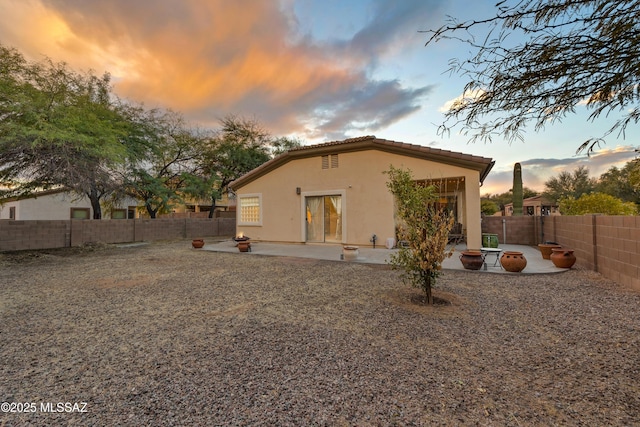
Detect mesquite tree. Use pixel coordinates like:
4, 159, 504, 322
542, 165, 597, 204
0, 44, 132, 218
121, 108, 202, 218
423, 0, 640, 154
194, 115, 271, 218
385, 166, 455, 305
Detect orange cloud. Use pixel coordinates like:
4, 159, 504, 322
1, 0, 432, 139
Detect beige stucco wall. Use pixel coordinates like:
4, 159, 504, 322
0, 192, 140, 220
0, 193, 91, 220
235, 149, 484, 248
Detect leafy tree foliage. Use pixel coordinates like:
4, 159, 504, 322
121, 108, 202, 218
385, 166, 454, 305
560, 192, 638, 215
543, 166, 597, 204
481, 199, 500, 216
0, 44, 132, 218
483, 187, 538, 213
423, 0, 640, 153
271, 136, 303, 156
193, 115, 300, 218
631, 158, 640, 197
209, 115, 270, 204
1, 44, 299, 220
596, 161, 640, 205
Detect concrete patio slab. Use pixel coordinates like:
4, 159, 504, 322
202, 240, 566, 274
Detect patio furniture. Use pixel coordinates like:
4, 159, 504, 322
448, 223, 465, 244
480, 247, 503, 270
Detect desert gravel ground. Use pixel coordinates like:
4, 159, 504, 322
1, 240, 639, 426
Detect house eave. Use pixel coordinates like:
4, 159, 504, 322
0, 187, 71, 203
229, 135, 495, 191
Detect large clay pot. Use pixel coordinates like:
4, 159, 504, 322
550, 248, 576, 268
343, 246, 359, 261
538, 243, 561, 260
460, 250, 484, 270
500, 251, 527, 272
238, 241, 251, 252
192, 239, 204, 249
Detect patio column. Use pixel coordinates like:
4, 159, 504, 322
465, 173, 482, 249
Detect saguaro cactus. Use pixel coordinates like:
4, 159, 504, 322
513, 162, 523, 216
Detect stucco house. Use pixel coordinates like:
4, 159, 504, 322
504, 195, 560, 216
229, 136, 494, 249
0, 189, 140, 220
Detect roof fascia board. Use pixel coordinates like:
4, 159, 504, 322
230, 137, 494, 190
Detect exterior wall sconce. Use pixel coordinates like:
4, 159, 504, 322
296, 187, 301, 195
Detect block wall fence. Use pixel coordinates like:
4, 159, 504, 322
0, 218, 236, 252
482, 215, 640, 291
2, 216, 638, 291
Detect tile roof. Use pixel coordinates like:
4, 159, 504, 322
230, 135, 494, 190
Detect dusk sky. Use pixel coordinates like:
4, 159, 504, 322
1, 0, 637, 195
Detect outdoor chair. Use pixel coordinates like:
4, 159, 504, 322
448, 222, 465, 244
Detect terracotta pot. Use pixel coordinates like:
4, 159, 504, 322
500, 251, 527, 272
192, 239, 204, 249
237, 241, 251, 252
538, 243, 561, 260
460, 250, 484, 270
343, 246, 359, 261
550, 248, 576, 268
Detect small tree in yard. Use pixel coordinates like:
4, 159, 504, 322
385, 166, 455, 305
559, 193, 638, 215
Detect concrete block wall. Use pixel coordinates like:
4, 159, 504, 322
482, 215, 639, 291
0, 220, 70, 251
218, 217, 236, 235
543, 215, 596, 271
133, 219, 188, 242
594, 216, 639, 290
186, 218, 235, 238
70, 219, 135, 247
481, 216, 538, 246
0, 218, 236, 252
543, 215, 639, 291
157, 211, 212, 219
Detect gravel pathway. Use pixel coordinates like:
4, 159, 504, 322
1, 240, 639, 426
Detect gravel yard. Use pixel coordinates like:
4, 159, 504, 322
1, 240, 639, 426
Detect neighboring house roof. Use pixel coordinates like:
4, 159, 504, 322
0, 187, 70, 203
230, 135, 495, 190
504, 195, 557, 208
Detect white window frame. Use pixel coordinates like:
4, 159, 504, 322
300, 189, 346, 243
237, 193, 263, 226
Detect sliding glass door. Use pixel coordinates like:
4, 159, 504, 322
305, 195, 342, 243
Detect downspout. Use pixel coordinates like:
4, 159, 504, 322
502, 218, 507, 244
592, 214, 598, 272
